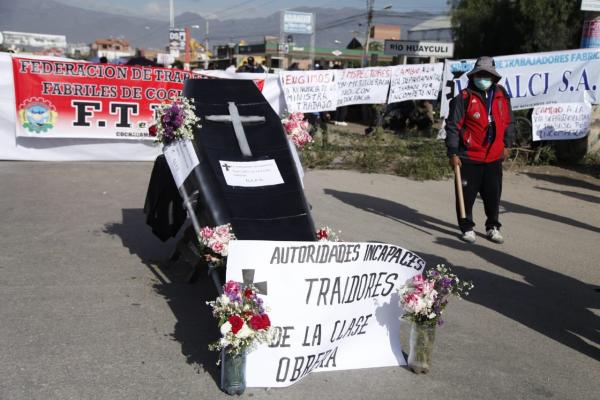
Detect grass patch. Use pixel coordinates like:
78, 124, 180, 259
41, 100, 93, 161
393, 140, 453, 181
300, 128, 453, 180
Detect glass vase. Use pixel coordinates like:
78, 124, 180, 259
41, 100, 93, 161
408, 322, 436, 374
221, 349, 246, 395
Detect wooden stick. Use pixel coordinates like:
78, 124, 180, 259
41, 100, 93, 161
454, 164, 466, 219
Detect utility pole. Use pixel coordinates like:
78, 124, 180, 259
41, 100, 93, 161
170, 0, 174, 29
362, 0, 374, 67
184, 26, 191, 71
204, 19, 210, 69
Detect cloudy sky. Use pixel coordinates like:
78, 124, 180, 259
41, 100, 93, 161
53, 0, 449, 20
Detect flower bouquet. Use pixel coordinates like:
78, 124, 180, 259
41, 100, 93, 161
198, 224, 236, 267
316, 226, 342, 242
282, 112, 313, 148
398, 264, 473, 373
148, 96, 199, 145
207, 280, 273, 395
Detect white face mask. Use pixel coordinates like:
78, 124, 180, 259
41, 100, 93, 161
474, 77, 493, 91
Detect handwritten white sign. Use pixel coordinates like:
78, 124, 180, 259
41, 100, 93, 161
219, 159, 284, 187
279, 70, 338, 113
162, 139, 200, 188
388, 63, 444, 104
335, 67, 392, 107
532, 102, 592, 141
226, 240, 425, 388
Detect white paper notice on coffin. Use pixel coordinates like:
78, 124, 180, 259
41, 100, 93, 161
225, 240, 426, 388
219, 159, 284, 187
163, 139, 200, 188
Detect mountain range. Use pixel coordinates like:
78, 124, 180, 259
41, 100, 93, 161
0, 0, 444, 50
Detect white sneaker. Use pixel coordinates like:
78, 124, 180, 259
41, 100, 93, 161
487, 227, 504, 243
461, 230, 476, 243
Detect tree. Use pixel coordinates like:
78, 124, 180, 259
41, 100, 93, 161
451, 0, 583, 58
518, 0, 583, 53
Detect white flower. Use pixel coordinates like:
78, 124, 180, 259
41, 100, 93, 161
219, 294, 230, 305
236, 323, 253, 338
220, 321, 232, 335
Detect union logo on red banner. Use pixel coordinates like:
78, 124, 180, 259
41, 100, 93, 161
18, 97, 58, 134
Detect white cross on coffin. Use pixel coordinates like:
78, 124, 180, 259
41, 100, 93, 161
205, 102, 266, 157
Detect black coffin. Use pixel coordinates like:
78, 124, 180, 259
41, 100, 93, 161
181, 79, 316, 241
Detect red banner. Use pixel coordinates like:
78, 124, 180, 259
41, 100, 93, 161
12, 57, 195, 140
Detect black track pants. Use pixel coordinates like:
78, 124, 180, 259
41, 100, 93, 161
455, 160, 502, 233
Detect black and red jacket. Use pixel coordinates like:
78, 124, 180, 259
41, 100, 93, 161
445, 83, 515, 163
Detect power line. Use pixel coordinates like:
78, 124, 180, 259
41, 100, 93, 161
217, 0, 278, 20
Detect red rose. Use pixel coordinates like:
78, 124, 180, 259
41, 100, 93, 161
249, 314, 263, 330
317, 229, 328, 239
249, 314, 270, 330
228, 315, 244, 334
148, 124, 158, 137
260, 314, 271, 329
244, 288, 254, 298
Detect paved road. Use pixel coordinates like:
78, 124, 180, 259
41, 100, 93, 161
0, 162, 598, 400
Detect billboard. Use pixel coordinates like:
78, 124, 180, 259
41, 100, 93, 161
169, 28, 186, 56
282, 11, 314, 35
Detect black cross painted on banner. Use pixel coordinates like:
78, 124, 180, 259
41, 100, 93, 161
242, 269, 268, 295
221, 163, 231, 171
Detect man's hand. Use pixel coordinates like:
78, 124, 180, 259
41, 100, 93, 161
503, 148, 511, 160
449, 155, 461, 168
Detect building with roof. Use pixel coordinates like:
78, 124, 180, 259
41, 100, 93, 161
67, 43, 91, 59
213, 35, 401, 71
91, 38, 135, 60
407, 15, 452, 42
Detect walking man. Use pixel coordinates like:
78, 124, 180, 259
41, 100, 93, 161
445, 56, 515, 243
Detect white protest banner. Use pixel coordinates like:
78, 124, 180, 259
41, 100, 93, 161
388, 63, 443, 104
532, 102, 592, 141
163, 139, 200, 188
440, 48, 600, 117
225, 240, 425, 388
219, 159, 284, 187
335, 67, 391, 107
581, 0, 600, 11
279, 70, 338, 113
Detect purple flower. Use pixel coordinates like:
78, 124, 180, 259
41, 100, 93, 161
166, 104, 184, 129
227, 292, 240, 302
255, 297, 265, 313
